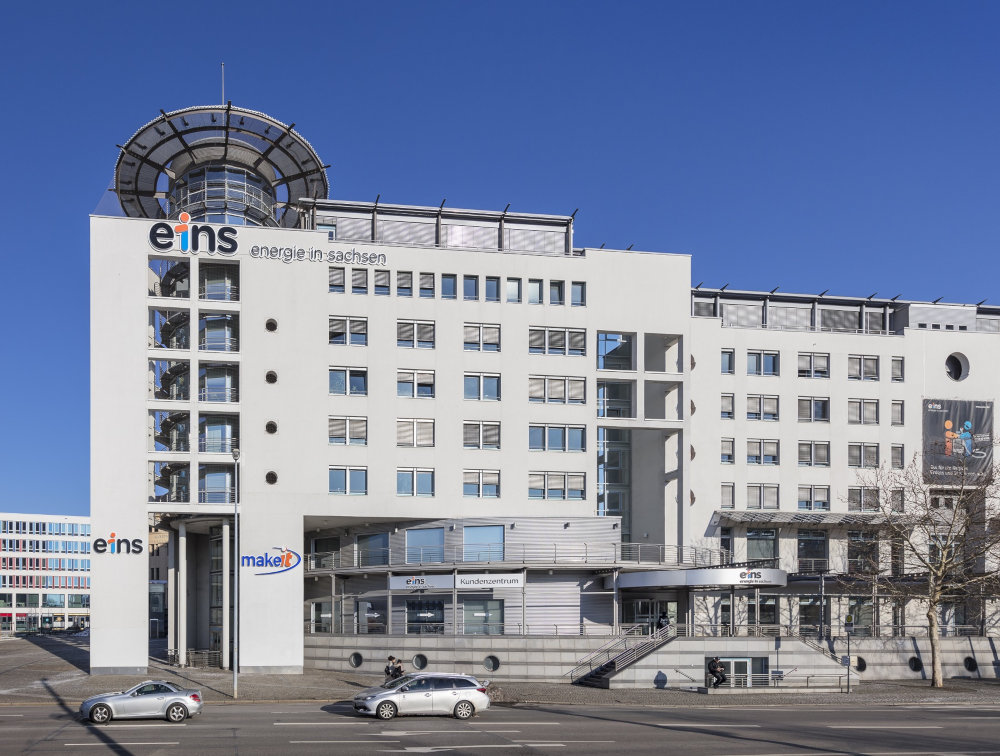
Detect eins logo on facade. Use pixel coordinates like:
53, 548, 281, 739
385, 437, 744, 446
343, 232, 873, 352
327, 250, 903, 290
739, 570, 762, 581
93, 531, 144, 555
241, 547, 301, 575
148, 213, 239, 256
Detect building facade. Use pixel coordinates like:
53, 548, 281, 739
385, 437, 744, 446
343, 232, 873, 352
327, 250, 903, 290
0, 513, 91, 633
89, 103, 1000, 677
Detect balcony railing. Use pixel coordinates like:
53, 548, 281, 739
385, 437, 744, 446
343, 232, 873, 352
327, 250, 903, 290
199, 283, 240, 301
305, 543, 727, 572
796, 558, 829, 573
198, 487, 235, 504
597, 398, 633, 418
199, 336, 239, 352
199, 387, 239, 402
198, 437, 238, 453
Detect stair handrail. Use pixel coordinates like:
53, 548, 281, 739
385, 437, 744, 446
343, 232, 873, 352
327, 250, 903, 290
609, 625, 676, 672
567, 624, 647, 681
797, 635, 842, 664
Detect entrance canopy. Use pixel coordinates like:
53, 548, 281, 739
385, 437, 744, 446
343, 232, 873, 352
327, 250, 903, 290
613, 567, 787, 589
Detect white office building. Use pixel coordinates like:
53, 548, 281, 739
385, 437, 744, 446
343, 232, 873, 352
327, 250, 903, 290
90, 103, 1000, 679
0, 513, 92, 633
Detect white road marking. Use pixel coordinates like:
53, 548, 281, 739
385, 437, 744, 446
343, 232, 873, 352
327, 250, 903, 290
475, 721, 559, 725
827, 725, 943, 729
0, 714, 24, 717
65, 743, 179, 747
291, 741, 401, 744
98, 723, 185, 728
274, 721, 362, 725
658, 723, 761, 728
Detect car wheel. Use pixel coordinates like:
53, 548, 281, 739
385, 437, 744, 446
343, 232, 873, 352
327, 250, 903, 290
165, 703, 188, 723
453, 700, 475, 720
89, 704, 112, 724
375, 701, 397, 720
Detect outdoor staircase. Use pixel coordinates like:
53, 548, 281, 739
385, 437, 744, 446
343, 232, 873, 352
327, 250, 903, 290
797, 635, 842, 664
570, 625, 676, 688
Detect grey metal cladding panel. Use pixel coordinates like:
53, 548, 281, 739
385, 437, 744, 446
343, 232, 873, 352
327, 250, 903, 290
505, 518, 617, 549
338, 217, 371, 241
580, 592, 613, 625
343, 575, 384, 594
524, 580, 580, 629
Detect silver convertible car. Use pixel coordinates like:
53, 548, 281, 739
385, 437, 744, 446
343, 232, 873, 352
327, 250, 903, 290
80, 680, 204, 724
353, 673, 490, 720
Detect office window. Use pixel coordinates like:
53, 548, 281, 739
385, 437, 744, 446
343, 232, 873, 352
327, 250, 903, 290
529, 376, 586, 404
597, 332, 634, 370
328, 416, 367, 445
798, 486, 830, 511
798, 397, 830, 422
329, 466, 367, 495
798, 352, 829, 378
464, 421, 501, 450
464, 323, 501, 352
397, 370, 435, 398
464, 275, 479, 301
721, 349, 735, 374
798, 441, 830, 467
848, 443, 880, 468
528, 472, 585, 500
329, 368, 367, 395
328, 266, 345, 293
721, 438, 735, 464
891, 356, 904, 382
848, 487, 880, 512
549, 280, 564, 305
464, 373, 500, 401
848, 355, 879, 381
418, 272, 435, 298
397, 419, 435, 447
721, 394, 735, 419
747, 528, 778, 560
485, 276, 500, 302
441, 274, 457, 299
351, 268, 368, 295
464, 525, 504, 561
746, 394, 779, 421
848, 399, 879, 425
397, 469, 435, 497
891, 400, 904, 426
397, 320, 435, 348
528, 425, 585, 452
464, 470, 500, 498
747, 439, 779, 465
891, 444, 905, 469
748, 350, 779, 376
329, 317, 367, 346
397, 271, 413, 297
529, 327, 586, 356
406, 527, 444, 563
747, 485, 779, 510
721, 483, 735, 510
506, 278, 522, 303
374, 269, 390, 296
528, 279, 543, 304
571, 281, 586, 307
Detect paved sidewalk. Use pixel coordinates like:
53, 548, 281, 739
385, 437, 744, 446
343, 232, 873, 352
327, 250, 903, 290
1, 636, 998, 709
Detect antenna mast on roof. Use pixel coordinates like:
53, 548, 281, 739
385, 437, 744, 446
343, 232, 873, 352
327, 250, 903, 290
221, 62, 225, 104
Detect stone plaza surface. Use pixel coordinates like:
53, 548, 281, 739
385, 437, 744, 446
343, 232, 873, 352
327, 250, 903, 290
1, 636, 998, 709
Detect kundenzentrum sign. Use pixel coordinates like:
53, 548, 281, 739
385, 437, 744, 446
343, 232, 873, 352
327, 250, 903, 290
389, 573, 524, 591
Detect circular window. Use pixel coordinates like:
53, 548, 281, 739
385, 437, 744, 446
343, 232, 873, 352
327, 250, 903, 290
265, 371, 278, 384
854, 656, 867, 672
964, 656, 978, 672
265, 471, 278, 485
265, 421, 278, 434
908, 656, 923, 672
412, 653, 428, 670
946, 352, 969, 381
265, 319, 278, 332
483, 655, 501, 672
348, 652, 364, 668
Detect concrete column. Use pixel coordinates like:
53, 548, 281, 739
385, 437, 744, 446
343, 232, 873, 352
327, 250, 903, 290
452, 569, 459, 636
178, 522, 187, 666
166, 529, 176, 652
221, 518, 230, 669
612, 569, 619, 633
386, 574, 392, 635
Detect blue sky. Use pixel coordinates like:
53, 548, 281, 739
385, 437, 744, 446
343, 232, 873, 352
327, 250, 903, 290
1, 1, 998, 516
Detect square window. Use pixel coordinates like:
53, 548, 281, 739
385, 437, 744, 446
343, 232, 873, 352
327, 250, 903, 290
571, 282, 586, 307
550, 280, 564, 305
528, 279, 543, 304
464, 275, 479, 301
441, 274, 457, 299
485, 276, 500, 302
507, 278, 522, 303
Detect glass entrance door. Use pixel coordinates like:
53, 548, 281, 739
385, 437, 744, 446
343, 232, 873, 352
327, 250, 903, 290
623, 599, 678, 633
720, 658, 751, 687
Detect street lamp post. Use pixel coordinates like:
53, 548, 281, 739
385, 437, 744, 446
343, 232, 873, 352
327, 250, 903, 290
232, 447, 240, 700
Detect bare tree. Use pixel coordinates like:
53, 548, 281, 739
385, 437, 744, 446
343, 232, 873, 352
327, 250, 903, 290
842, 451, 1000, 687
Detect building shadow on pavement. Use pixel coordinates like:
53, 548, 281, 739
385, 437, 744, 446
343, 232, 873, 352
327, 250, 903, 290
42, 678, 139, 756
24, 635, 90, 674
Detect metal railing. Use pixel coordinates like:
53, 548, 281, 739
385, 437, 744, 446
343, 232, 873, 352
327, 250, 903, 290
704, 672, 856, 689
199, 387, 239, 402
198, 487, 235, 504
305, 543, 727, 572
796, 558, 829, 573
305, 621, 628, 637
199, 283, 240, 301
198, 336, 240, 352
199, 437, 239, 453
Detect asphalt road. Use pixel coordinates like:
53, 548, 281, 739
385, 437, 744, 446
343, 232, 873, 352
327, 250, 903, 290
4, 700, 1000, 755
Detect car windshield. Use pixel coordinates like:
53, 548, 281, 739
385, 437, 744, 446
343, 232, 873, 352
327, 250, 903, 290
380, 674, 419, 690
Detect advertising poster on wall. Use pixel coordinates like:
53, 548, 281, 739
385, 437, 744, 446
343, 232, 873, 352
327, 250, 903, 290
922, 399, 994, 484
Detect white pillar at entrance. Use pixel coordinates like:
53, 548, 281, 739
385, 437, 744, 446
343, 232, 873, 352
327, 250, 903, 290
178, 522, 187, 667
221, 518, 230, 669
166, 529, 176, 652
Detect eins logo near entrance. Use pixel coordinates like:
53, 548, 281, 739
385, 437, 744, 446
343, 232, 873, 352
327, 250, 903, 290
241, 547, 301, 576
93, 531, 144, 555
148, 213, 239, 256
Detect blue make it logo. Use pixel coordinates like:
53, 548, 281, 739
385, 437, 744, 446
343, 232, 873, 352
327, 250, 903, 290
240, 546, 302, 575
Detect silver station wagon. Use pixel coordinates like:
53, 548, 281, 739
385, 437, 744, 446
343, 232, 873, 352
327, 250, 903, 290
353, 673, 490, 720
80, 680, 204, 724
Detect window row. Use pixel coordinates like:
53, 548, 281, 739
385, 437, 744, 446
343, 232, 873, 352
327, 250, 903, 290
722, 395, 904, 425
329, 418, 585, 452
722, 350, 904, 381
722, 439, 905, 468
328, 467, 585, 499
330, 267, 586, 306
720, 484, 906, 512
